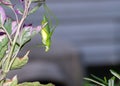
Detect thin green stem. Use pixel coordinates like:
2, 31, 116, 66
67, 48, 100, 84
3, 0, 32, 76
9, 1, 19, 23
8, 47, 20, 70
4, 16, 24, 73
1, 54, 8, 69
1, 25, 12, 44
0, 79, 5, 86
11, 7, 19, 23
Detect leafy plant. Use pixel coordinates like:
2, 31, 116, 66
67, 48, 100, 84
0, 0, 57, 86
84, 70, 120, 86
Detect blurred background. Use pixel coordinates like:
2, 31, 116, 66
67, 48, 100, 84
7, 0, 120, 86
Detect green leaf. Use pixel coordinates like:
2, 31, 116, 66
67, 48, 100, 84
10, 76, 18, 86
10, 51, 29, 70
108, 77, 115, 86
0, 45, 7, 60
29, 6, 39, 14
110, 70, 120, 80
13, 43, 20, 56
29, 2, 42, 15
0, 37, 8, 50
19, 27, 31, 47
91, 74, 108, 85
3, 76, 18, 86
104, 77, 107, 83
4, 18, 12, 34
0, 37, 8, 60
84, 78, 106, 86
17, 82, 54, 86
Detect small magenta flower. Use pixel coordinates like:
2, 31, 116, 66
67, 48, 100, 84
0, 29, 6, 42
0, 6, 6, 25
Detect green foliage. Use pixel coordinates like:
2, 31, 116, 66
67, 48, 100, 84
110, 70, 120, 80
29, 3, 42, 15
3, 76, 18, 86
4, 18, 12, 34
0, 0, 56, 86
10, 51, 29, 70
84, 70, 120, 86
0, 37, 8, 60
18, 27, 32, 47
2, 76, 54, 86
17, 82, 54, 86
0, 44, 8, 60
10, 76, 18, 86
0, 36, 8, 50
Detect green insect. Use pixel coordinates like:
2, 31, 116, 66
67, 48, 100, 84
40, 15, 54, 52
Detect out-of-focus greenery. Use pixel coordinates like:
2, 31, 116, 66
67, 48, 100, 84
84, 70, 120, 86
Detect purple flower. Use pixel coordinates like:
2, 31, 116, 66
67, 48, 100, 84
0, 32, 6, 36
0, 29, 6, 42
0, 6, 6, 25
0, 31, 6, 35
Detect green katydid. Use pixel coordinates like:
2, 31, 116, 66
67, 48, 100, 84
40, 15, 55, 52
40, 3, 58, 52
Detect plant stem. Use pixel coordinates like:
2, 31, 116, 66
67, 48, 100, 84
6, 0, 31, 72
1, 0, 32, 81
9, 1, 19, 24
1, 25, 12, 44
8, 47, 20, 70
0, 79, 5, 86
11, 7, 19, 24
